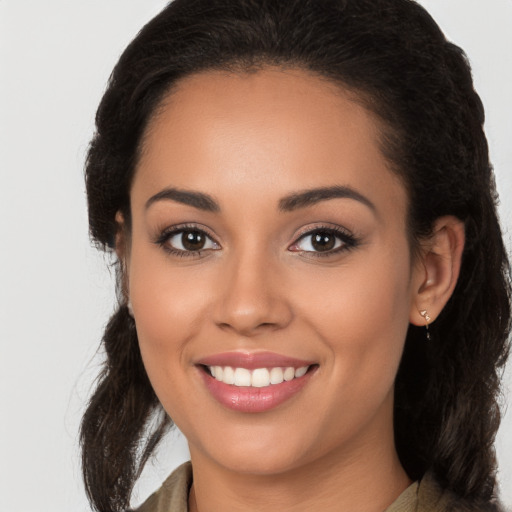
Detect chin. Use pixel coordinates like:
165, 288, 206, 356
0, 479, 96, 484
211, 448, 312, 476
186, 417, 324, 476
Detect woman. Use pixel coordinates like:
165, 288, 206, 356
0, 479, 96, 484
80, 0, 511, 510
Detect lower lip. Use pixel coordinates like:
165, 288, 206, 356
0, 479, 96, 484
199, 368, 315, 413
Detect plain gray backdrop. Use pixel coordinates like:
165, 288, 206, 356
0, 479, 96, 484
1, 1, 511, 510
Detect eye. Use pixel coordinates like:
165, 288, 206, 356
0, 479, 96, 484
156, 227, 220, 256
289, 227, 358, 255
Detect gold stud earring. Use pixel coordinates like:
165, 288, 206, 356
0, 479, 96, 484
419, 310, 431, 341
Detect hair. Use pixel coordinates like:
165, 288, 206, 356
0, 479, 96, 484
81, 0, 511, 510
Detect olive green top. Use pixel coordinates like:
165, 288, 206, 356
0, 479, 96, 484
133, 461, 462, 512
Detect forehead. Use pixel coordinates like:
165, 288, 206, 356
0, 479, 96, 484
133, 67, 406, 218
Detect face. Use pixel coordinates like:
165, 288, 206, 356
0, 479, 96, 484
125, 68, 423, 475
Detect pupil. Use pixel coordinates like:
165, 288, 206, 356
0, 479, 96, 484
182, 231, 205, 251
312, 232, 335, 251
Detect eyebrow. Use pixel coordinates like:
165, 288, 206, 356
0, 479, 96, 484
278, 185, 376, 212
145, 184, 375, 214
145, 187, 220, 212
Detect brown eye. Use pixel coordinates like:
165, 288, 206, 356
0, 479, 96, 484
289, 227, 358, 256
182, 230, 206, 251
162, 228, 220, 254
311, 232, 336, 252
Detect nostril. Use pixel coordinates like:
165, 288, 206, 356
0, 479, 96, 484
259, 322, 275, 328
215, 319, 280, 335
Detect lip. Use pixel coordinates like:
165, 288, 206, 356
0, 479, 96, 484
196, 351, 317, 413
196, 351, 314, 370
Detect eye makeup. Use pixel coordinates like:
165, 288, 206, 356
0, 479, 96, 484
288, 223, 361, 259
152, 220, 361, 260
153, 223, 221, 258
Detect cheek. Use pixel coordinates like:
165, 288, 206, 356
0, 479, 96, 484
128, 260, 215, 431
294, 246, 413, 389
127, 246, 213, 386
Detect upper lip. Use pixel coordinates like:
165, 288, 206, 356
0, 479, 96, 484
196, 351, 315, 370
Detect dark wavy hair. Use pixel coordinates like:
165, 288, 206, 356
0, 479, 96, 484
80, 0, 511, 510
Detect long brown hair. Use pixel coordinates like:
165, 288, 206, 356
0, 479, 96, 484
81, 1, 511, 510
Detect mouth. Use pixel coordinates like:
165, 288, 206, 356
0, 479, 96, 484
196, 352, 318, 413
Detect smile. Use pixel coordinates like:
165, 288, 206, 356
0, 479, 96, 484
196, 352, 317, 413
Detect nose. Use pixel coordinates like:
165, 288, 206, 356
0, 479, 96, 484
213, 251, 293, 337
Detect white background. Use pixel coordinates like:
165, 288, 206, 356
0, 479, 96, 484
1, 1, 511, 510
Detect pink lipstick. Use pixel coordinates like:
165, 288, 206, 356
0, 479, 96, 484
196, 351, 317, 413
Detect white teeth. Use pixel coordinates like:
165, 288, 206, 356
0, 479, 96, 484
223, 366, 235, 385
295, 366, 308, 378
269, 367, 284, 384
283, 367, 295, 381
213, 366, 223, 381
251, 368, 270, 387
207, 365, 311, 387
234, 367, 252, 386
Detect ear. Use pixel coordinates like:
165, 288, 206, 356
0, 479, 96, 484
410, 216, 465, 326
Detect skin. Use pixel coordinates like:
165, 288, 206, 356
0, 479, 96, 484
118, 68, 464, 511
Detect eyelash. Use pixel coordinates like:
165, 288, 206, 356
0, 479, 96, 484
154, 224, 220, 258
290, 225, 360, 258
153, 224, 360, 259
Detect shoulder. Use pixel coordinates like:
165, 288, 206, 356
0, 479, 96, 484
386, 473, 506, 512
130, 461, 192, 512
418, 473, 505, 512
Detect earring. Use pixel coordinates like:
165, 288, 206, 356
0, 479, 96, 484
127, 300, 134, 317
419, 310, 431, 341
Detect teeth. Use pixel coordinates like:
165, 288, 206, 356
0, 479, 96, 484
284, 367, 295, 381
270, 367, 284, 384
251, 368, 270, 387
294, 366, 308, 378
213, 366, 223, 381
223, 366, 235, 385
234, 368, 252, 386
207, 365, 310, 387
